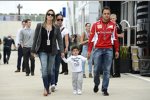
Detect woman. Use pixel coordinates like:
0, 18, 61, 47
80, 23, 93, 78
31, 9, 64, 96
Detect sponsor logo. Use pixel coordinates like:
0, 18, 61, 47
107, 25, 113, 29
97, 24, 102, 29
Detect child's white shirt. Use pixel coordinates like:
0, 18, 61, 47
62, 55, 87, 72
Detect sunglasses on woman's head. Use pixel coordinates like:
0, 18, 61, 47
47, 13, 54, 16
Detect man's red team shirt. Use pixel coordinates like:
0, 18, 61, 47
88, 18, 119, 53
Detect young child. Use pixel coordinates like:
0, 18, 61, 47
62, 46, 87, 95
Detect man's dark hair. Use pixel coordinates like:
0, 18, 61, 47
71, 45, 79, 51
85, 23, 91, 27
55, 13, 63, 18
25, 19, 31, 23
102, 6, 111, 14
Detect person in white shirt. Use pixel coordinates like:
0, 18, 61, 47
15, 20, 26, 72
56, 13, 69, 75
50, 13, 69, 92
62, 46, 87, 95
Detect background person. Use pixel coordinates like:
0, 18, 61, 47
80, 23, 93, 78
110, 14, 124, 77
56, 13, 69, 75
50, 13, 70, 92
15, 20, 26, 72
3, 35, 16, 64
20, 19, 35, 76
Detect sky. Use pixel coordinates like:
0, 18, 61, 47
0, 1, 68, 14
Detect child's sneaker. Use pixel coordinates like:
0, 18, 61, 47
73, 90, 77, 95
77, 89, 82, 95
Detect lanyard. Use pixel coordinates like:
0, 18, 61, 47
47, 29, 51, 40
47, 29, 51, 45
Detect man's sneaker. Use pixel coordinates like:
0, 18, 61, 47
64, 72, 68, 75
51, 84, 55, 92
77, 89, 82, 95
26, 74, 29, 76
31, 72, 34, 76
83, 74, 86, 78
113, 74, 121, 78
93, 85, 99, 93
89, 73, 93, 78
103, 91, 109, 96
73, 90, 77, 95
15, 70, 20, 72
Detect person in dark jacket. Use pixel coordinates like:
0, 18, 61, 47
3, 35, 16, 64
31, 9, 64, 96
110, 14, 124, 77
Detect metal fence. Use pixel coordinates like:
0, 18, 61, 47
0, 15, 45, 21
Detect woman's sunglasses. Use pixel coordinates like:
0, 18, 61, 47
47, 13, 55, 17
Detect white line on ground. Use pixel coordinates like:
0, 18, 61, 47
127, 73, 150, 82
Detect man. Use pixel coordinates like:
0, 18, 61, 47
87, 7, 119, 96
50, 13, 69, 92
110, 14, 124, 77
56, 13, 69, 75
3, 35, 16, 64
20, 19, 35, 76
15, 20, 26, 72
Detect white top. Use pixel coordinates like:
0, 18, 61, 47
62, 55, 87, 72
15, 28, 24, 47
57, 25, 69, 50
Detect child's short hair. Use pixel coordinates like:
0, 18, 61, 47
71, 45, 79, 51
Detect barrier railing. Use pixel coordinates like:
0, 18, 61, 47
0, 15, 45, 21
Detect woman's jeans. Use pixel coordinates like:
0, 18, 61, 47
38, 52, 55, 91
81, 45, 93, 74
93, 48, 113, 91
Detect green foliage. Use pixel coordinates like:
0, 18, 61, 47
120, 46, 130, 60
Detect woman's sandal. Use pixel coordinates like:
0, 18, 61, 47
43, 89, 48, 96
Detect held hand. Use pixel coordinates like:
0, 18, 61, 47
115, 51, 119, 59
31, 53, 35, 58
61, 53, 65, 58
64, 48, 68, 54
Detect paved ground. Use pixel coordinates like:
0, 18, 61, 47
0, 51, 150, 100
